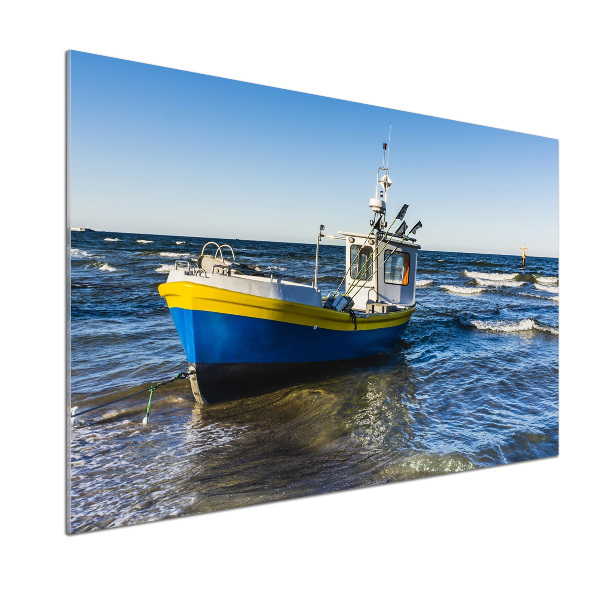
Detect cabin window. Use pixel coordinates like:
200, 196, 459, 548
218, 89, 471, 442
350, 245, 373, 280
384, 250, 410, 285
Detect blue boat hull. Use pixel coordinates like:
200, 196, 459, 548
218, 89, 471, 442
170, 307, 409, 365
168, 308, 409, 402
159, 281, 415, 402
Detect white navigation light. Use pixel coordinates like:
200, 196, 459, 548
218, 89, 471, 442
379, 173, 392, 191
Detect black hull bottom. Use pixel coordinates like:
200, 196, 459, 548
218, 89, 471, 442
188, 355, 393, 403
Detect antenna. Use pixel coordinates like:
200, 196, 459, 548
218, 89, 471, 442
387, 124, 391, 169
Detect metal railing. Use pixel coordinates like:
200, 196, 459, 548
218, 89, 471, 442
200, 242, 236, 263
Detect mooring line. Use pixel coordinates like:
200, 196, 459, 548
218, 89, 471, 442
70, 371, 190, 424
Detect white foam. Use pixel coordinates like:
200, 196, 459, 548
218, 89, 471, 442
523, 293, 560, 303
104, 237, 120, 242
534, 283, 559, 294
416, 279, 433, 288
399, 454, 474, 474
475, 278, 525, 288
468, 318, 558, 335
137, 239, 153, 244
464, 270, 518, 281
99, 263, 117, 272
536, 275, 558, 285
155, 264, 176, 273
175, 241, 186, 245
440, 285, 485, 295
71, 248, 92, 258
159, 252, 190, 258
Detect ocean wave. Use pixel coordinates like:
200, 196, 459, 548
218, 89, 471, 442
474, 260, 500, 267
440, 285, 485, 295
159, 252, 190, 258
536, 275, 558, 285
175, 241, 186, 245
384, 453, 475, 479
534, 283, 559, 294
401, 453, 474, 474
461, 317, 558, 335
523, 293, 560, 303
416, 279, 434, 288
71, 248, 92, 258
514, 273, 537, 284
155, 264, 176, 273
475, 278, 525, 288
418, 268, 445, 275
137, 240, 153, 244
104, 238, 120, 242
464, 270, 518, 280
264, 266, 287, 272
99, 264, 117, 272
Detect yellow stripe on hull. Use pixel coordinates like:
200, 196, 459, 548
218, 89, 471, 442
158, 281, 416, 332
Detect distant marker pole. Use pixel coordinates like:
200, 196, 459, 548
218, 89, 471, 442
520, 244, 528, 268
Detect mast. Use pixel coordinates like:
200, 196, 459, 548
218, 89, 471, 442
368, 131, 392, 301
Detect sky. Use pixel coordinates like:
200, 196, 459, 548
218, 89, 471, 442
68, 51, 559, 257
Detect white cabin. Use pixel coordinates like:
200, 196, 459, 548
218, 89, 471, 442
339, 231, 419, 311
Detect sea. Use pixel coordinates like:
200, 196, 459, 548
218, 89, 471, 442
69, 231, 559, 533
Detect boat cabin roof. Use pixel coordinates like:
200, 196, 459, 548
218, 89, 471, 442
338, 231, 421, 249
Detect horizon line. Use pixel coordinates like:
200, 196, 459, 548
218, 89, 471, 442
69, 228, 558, 259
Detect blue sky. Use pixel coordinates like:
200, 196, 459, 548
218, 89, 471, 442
69, 51, 558, 257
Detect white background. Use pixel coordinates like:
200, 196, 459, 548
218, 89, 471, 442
1, 1, 598, 598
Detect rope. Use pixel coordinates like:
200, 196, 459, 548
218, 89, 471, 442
71, 371, 190, 419
348, 307, 358, 330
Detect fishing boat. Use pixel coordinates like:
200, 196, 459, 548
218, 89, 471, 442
158, 142, 422, 402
